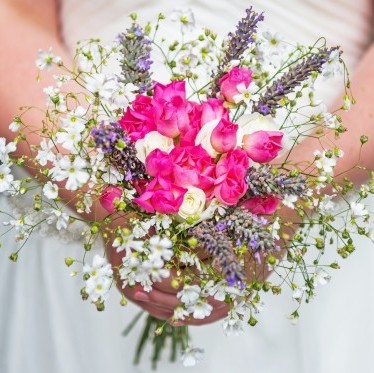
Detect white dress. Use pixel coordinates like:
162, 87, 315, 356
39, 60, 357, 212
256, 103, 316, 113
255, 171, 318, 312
1, 1, 373, 372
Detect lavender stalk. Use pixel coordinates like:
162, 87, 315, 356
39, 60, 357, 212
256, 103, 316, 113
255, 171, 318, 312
244, 165, 307, 198
210, 7, 264, 96
118, 23, 153, 93
253, 47, 341, 116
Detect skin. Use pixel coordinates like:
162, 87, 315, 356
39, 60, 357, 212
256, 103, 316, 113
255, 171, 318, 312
1, 0, 374, 325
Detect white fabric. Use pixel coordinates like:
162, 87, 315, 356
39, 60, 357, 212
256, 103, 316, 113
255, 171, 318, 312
1, 1, 374, 372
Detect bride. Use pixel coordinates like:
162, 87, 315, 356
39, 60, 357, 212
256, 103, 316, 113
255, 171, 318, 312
1, 0, 374, 372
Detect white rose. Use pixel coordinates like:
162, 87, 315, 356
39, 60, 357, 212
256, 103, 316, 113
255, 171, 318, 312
178, 186, 206, 220
135, 131, 174, 163
195, 119, 243, 157
237, 113, 280, 138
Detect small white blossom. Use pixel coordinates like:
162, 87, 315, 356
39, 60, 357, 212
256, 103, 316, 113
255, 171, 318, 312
42, 181, 59, 200
179, 252, 202, 271
188, 300, 212, 319
43, 86, 67, 112
0, 164, 14, 192
233, 81, 259, 106
36, 139, 56, 166
171, 8, 196, 33
101, 165, 124, 184
314, 150, 337, 175
321, 49, 342, 78
318, 194, 336, 213
177, 284, 201, 306
50, 156, 89, 191
173, 306, 190, 321
77, 43, 102, 72
180, 347, 204, 367
222, 311, 244, 336
351, 202, 369, 218
0, 138, 16, 164
85, 73, 118, 100
148, 236, 173, 262
9, 120, 21, 132
282, 194, 298, 209
35, 48, 62, 70
46, 208, 69, 230
315, 268, 331, 286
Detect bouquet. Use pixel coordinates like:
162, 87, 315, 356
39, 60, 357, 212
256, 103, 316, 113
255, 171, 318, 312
1, 6, 373, 368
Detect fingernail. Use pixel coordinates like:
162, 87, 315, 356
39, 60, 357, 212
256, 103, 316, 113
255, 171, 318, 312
170, 320, 185, 327
133, 291, 150, 302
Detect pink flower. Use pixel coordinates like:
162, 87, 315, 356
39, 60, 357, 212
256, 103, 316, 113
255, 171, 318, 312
219, 67, 253, 103
200, 98, 229, 125
214, 149, 249, 205
153, 81, 191, 138
119, 95, 156, 141
170, 145, 215, 195
241, 195, 279, 215
145, 149, 173, 178
210, 118, 238, 153
133, 177, 187, 214
99, 186, 123, 213
242, 130, 283, 163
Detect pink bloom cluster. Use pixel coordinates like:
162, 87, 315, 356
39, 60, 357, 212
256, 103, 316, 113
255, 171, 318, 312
102, 67, 284, 216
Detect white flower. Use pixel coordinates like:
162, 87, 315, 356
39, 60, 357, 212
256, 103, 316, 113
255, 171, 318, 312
173, 306, 190, 321
194, 119, 220, 157
177, 284, 201, 306
261, 30, 286, 55
35, 48, 62, 70
42, 181, 59, 200
83, 254, 113, 279
36, 139, 56, 166
180, 347, 204, 367
318, 194, 336, 213
282, 194, 298, 209
351, 202, 369, 218
85, 276, 112, 302
85, 73, 118, 100
322, 113, 340, 129
322, 49, 342, 78
43, 86, 67, 112
179, 252, 202, 271
46, 208, 69, 230
222, 312, 244, 336
0, 138, 16, 164
112, 232, 144, 253
148, 236, 173, 260
142, 259, 170, 283
178, 50, 199, 73
155, 214, 172, 230
119, 254, 141, 287
9, 120, 21, 132
60, 106, 86, 128
314, 150, 337, 175
171, 8, 196, 33
0, 164, 14, 192
315, 268, 331, 286
77, 43, 102, 72
56, 124, 85, 152
236, 112, 280, 140
270, 217, 281, 240
53, 74, 71, 88
135, 131, 174, 163
232, 81, 259, 106
187, 299, 213, 319
178, 186, 206, 220
50, 156, 89, 191
101, 165, 124, 184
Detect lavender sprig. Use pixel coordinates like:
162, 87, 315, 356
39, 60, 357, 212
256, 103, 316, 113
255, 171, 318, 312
210, 7, 264, 96
190, 221, 246, 288
91, 122, 147, 181
244, 165, 307, 198
253, 47, 341, 116
222, 207, 278, 255
117, 23, 153, 93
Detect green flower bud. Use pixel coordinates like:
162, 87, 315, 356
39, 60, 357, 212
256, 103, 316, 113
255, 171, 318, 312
64, 257, 74, 267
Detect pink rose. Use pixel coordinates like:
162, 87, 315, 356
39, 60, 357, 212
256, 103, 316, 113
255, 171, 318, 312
145, 149, 173, 178
241, 195, 279, 215
119, 95, 156, 141
210, 118, 238, 153
170, 145, 216, 195
242, 130, 283, 163
214, 149, 249, 205
133, 177, 187, 214
99, 186, 123, 213
219, 67, 253, 103
153, 81, 191, 138
200, 98, 229, 125
215, 148, 249, 177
